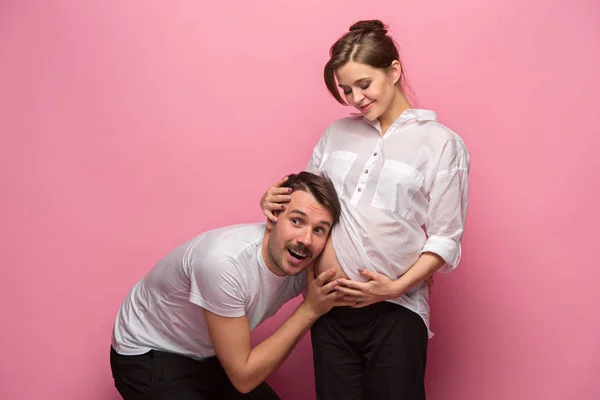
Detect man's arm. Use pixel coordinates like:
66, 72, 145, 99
203, 265, 351, 394
203, 302, 316, 393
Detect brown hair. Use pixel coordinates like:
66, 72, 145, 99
324, 19, 410, 105
281, 172, 341, 225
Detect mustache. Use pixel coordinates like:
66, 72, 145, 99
287, 244, 312, 258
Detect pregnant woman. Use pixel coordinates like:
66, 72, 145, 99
261, 19, 470, 400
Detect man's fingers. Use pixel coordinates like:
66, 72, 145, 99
334, 286, 363, 297
325, 290, 345, 300
323, 280, 341, 293
337, 278, 366, 291
326, 290, 359, 300
316, 268, 336, 285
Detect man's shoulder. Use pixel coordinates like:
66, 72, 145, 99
189, 223, 265, 266
205, 222, 265, 253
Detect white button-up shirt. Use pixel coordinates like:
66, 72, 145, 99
306, 109, 470, 336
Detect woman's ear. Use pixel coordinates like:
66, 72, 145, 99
390, 60, 401, 85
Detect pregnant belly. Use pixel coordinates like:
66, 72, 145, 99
314, 236, 349, 283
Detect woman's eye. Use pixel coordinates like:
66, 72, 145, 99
361, 82, 371, 90
343, 89, 352, 95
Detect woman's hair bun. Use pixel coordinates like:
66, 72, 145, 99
349, 20, 387, 34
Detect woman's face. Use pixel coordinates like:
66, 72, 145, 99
335, 61, 400, 122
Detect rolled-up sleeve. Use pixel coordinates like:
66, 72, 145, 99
421, 135, 470, 272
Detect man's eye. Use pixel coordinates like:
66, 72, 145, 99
291, 218, 300, 225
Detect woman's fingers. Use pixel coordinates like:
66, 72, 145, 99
268, 194, 291, 203
273, 176, 290, 188
264, 210, 278, 222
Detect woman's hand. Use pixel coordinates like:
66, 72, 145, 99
337, 268, 436, 308
260, 176, 293, 222
335, 269, 398, 308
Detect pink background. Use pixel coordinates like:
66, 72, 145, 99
1, 1, 599, 399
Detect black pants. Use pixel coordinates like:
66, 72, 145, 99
311, 302, 428, 400
110, 347, 280, 400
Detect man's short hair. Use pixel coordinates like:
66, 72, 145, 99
281, 172, 341, 225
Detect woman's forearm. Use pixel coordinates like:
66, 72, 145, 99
389, 252, 446, 298
334, 252, 448, 307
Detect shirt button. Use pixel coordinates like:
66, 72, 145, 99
373, 152, 378, 156
358, 188, 362, 192
364, 169, 369, 174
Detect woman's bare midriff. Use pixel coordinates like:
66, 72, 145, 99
315, 236, 349, 283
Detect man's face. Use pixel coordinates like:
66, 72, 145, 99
264, 190, 334, 277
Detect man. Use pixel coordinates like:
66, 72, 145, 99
110, 172, 350, 399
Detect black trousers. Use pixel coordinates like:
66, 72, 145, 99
311, 301, 428, 400
110, 347, 280, 400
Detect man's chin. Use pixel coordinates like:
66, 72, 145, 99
282, 259, 312, 276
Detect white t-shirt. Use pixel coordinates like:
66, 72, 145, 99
112, 223, 305, 360
306, 109, 470, 337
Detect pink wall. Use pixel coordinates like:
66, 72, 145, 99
1, 1, 599, 399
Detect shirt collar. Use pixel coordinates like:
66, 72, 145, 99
354, 108, 437, 131
399, 108, 437, 123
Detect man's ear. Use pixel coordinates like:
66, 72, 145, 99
266, 219, 275, 230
